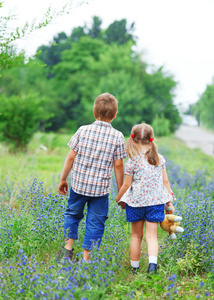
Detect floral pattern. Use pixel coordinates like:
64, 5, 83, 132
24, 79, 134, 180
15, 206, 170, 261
119, 152, 173, 207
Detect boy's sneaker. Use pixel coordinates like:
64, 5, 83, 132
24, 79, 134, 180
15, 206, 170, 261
63, 248, 74, 261
147, 263, 157, 277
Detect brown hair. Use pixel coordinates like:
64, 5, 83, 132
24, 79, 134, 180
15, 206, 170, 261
93, 93, 118, 121
126, 123, 160, 166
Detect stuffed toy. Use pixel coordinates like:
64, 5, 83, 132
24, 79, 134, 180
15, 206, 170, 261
160, 214, 184, 240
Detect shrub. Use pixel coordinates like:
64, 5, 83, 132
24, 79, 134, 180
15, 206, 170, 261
0, 94, 51, 152
152, 114, 170, 137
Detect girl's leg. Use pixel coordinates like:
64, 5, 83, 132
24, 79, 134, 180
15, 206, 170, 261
130, 220, 144, 261
145, 221, 158, 274
145, 221, 159, 257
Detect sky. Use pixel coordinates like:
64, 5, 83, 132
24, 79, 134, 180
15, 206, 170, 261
3, 0, 214, 110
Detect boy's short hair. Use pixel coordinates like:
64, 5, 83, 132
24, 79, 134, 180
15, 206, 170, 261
93, 93, 118, 121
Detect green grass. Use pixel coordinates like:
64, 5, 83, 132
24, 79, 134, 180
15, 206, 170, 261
0, 132, 213, 299
1, 132, 214, 202
157, 135, 214, 178
1, 132, 213, 193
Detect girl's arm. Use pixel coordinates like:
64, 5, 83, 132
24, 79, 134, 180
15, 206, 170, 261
115, 174, 133, 206
162, 168, 175, 214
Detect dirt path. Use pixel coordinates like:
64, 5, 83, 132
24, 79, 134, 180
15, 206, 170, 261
175, 125, 214, 157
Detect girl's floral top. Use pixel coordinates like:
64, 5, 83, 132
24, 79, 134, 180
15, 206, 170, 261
119, 152, 173, 207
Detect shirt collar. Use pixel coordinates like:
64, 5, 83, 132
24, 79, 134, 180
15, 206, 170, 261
93, 120, 112, 127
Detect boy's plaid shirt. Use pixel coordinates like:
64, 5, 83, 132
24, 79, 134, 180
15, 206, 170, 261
68, 120, 127, 196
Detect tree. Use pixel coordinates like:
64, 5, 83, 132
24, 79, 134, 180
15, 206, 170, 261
193, 79, 214, 129
37, 32, 72, 77
104, 19, 136, 45
1, 16, 181, 139
0, 0, 90, 151
48, 37, 107, 130
142, 67, 181, 132
88, 16, 102, 39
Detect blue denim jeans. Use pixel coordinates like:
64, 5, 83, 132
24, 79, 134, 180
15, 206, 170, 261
64, 188, 109, 251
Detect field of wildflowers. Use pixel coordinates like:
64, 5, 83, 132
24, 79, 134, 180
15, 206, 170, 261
0, 136, 213, 299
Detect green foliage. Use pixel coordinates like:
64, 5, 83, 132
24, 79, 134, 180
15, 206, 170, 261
193, 79, 214, 129
152, 114, 171, 136
0, 0, 87, 72
1, 15, 181, 140
41, 30, 179, 134
104, 19, 136, 45
177, 242, 204, 275
143, 66, 181, 132
88, 16, 102, 39
0, 94, 51, 151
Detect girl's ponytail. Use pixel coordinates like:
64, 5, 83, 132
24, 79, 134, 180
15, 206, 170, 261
126, 136, 139, 158
146, 140, 160, 167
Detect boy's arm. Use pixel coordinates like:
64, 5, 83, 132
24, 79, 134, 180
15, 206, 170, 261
162, 168, 175, 214
58, 149, 77, 195
113, 158, 124, 192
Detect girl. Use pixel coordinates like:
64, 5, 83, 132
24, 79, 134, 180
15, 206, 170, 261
115, 123, 175, 275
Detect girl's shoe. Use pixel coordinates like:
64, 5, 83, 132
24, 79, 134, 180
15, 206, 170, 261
147, 263, 157, 275
131, 267, 139, 275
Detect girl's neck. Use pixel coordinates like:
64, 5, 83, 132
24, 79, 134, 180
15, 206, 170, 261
138, 145, 150, 152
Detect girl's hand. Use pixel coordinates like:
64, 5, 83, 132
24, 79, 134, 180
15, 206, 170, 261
165, 202, 175, 214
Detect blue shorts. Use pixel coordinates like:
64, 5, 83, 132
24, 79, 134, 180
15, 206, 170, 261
126, 204, 165, 223
64, 188, 109, 251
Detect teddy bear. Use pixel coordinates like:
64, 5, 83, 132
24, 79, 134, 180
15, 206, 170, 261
160, 214, 184, 240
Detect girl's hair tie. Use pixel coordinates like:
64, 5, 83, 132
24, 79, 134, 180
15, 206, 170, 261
131, 134, 135, 138
149, 137, 154, 142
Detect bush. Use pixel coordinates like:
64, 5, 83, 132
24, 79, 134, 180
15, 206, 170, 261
0, 94, 51, 152
152, 114, 170, 137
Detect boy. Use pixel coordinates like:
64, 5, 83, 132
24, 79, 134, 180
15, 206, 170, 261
58, 93, 127, 261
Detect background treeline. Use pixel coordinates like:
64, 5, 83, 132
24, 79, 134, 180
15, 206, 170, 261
188, 78, 214, 130
0, 17, 182, 151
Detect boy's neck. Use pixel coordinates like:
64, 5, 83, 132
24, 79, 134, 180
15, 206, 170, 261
96, 118, 112, 124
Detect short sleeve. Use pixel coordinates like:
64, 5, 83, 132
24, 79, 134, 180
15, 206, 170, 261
159, 154, 166, 170
113, 134, 128, 160
67, 128, 80, 153
125, 158, 134, 176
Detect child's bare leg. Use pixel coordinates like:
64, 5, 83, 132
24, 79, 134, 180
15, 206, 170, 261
130, 221, 144, 261
145, 221, 158, 274
145, 221, 158, 257
65, 238, 74, 250
83, 249, 90, 261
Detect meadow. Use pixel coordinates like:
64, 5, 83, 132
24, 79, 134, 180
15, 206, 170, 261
0, 132, 213, 299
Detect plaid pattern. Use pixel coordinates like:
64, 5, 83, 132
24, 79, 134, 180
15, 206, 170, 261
68, 120, 127, 196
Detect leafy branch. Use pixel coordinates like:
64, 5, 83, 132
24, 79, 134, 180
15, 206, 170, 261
0, 0, 90, 69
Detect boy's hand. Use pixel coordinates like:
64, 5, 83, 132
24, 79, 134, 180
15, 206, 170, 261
115, 198, 126, 209
118, 201, 126, 209
165, 202, 175, 214
58, 181, 68, 195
